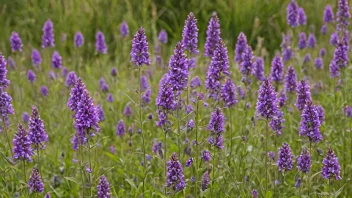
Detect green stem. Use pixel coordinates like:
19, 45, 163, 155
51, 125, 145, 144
88, 141, 92, 196
3, 116, 13, 158
194, 100, 199, 198
79, 144, 85, 197
265, 119, 268, 193
164, 122, 167, 195
211, 145, 216, 198
308, 142, 311, 196
139, 68, 146, 196
23, 161, 27, 196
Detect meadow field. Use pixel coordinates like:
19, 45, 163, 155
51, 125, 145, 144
0, 0, 351, 197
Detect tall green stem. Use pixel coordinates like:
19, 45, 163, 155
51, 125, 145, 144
3, 116, 13, 158
139, 68, 146, 196
194, 100, 199, 198
211, 145, 216, 198
265, 119, 268, 193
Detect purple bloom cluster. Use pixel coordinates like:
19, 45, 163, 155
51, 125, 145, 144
168, 42, 189, 91
345, 106, 352, 117
287, 0, 299, 27
97, 176, 111, 198
66, 71, 77, 87
42, 19, 55, 48
297, 147, 311, 173
51, 51, 62, 69
28, 106, 48, 149
120, 21, 129, 37
12, 124, 33, 162
337, 0, 351, 31
0, 90, 14, 118
130, 28, 151, 67
123, 102, 132, 117
270, 110, 285, 135
190, 76, 201, 89
298, 32, 307, 49
277, 142, 293, 172
40, 86, 48, 97
298, 7, 306, 25
235, 32, 248, 63
316, 105, 325, 124
158, 29, 168, 44
254, 57, 265, 81
240, 46, 254, 78
0, 54, 10, 88
182, 12, 199, 55
314, 57, 323, 69
67, 78, 86, 112
256, 78, 278, 119
324, 5, 334, 23
299, 101, 322, 142
152, 139, 163, 155
220, 78, 238, 107
156, 74, 176, 111
295, 80, 312, 111
208, 108, 225, 135
322, 148, 341, 180
31, 49, 42, 66
201, 171, 210, 191
333, 42, 349, 69
28, 168, 44, 193
307, 34, 316, 48
27, 70, 36, 83
166, 153, 185, 192
10, 32, 23, 52
96, 31, 107, 54
74, 31, 84, 48
285, 66, 297, 93
270, 55, 284, 83
204, 12, 221, 57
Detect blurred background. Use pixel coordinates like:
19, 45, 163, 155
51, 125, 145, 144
0, 0, 331, 57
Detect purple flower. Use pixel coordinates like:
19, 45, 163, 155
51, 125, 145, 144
256, 78, 278, 119
321, 24, 327, 35
156, 74, 176, 111
0, 90, 14, 117
10, 32, 23, 52
268, 151, 275, 161
337, 0, 351, 31
330, 32, 339, 46
142, 88, 151, 105
67, 78, 86, 112
187, 119, 195, 131
277, 142, 293, 172
62, 67, 68, 78
74, 89, 100, 144
182, 12, 199, 55
345, 106, 352, 117
106, 93, 113, 103
188, 57, 196, 69
74, 31, 84, 48
299, 101, 322, 142
329, 59, 340, 78
45, 193, 51, 198
51, 51, 62, 69
240, 46, 254, 77
28, 168, 44, 193
314, 57, 324, 69
186, 157, 193, 167
130, 28, 151, 67
204, 12, 221, 57
270, 55, 284, 83
278, 90, 287, 108
185, 104, 193, 114
49, 71, 56, 80
28, 106, 48, 149
42, 19, 54, 48
297, 147, 311, 173
97, 176, 111, 198
65, 71, 77, 87
99, 77, 109, 93
7, 56, 16, 69
95, 31, 107, 54
252, 189, 258, 198
168, 42, 189, 91
31, 49, 42, 66
123, 102, 133, 117
295, 80, 312, 111
208, 108, 225, 135
166, 153, 186, 192
295, 178, 301, 188
287, 0, 299, 27
282, 47, 293, 62
190, 76, 201, 89
322, 148, 341, 180
116, 119, 126, 137
152, 139, 163, 154
120, 21, 129, 37
158, 29, 168, 44
22, 112, 29, 123
333, 42, 349, 69
324, 5, 334, 23
201, 171, 210, 191
298, 7, 306, 25
206, 40, 230, 100
140, 76, 149, 91
0, 54, 10, 88
270, 110, 285, 135
221, 78, 238, 107
320, 48, 326, 57
12, 124, 33, 162
254, 57, 265, 81
96, 105, 105, 122
40, 86, 48, 97
111, 67, 117, 77
303, 53, 311, 64
71, 135, 79, 151
27, 70, 36, 83
285, 66, 297, 93
202, 150, 211, 162
235, 32, 248, 63
307, 34, 316, 48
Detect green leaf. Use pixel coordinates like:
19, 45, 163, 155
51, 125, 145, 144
64, 177, 80, 184
265, 191, 273, 198
334, 184, 346, 197
125, 178, 137, 189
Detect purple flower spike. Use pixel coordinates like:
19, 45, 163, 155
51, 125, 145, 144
97, 175, 111, 198
235, 32, 248, 63
0, 90, 14, 117
307, 34, 316, 48
270, 110, 285, 135
324, 5, 334, 23
22, 112, 29, 123
10, 32, 23, 52
96, 105, 105, 122
142, 88, 151, 105
116, 120, 126, 137
140, 76, 149, 91
74, 31, 84, 48
314, 57, 324, 69
28, 168, 44, 193
120, 21, 129, 37
182, 12, 199, 55
333, 42, 349, 69
278, 91, 287, 108
190, 76, 201, 89
298, 7, 307, 25
345, 106, 352, 117
41, 19, 54, 48
208, 108, 225, 135
186, 157, 193, 167
256, 78, 278, 119
123, 102, 133, 117
221, 78, 238, 107
329, 60, 340, 78
277, 142, 293, 172
297, 147, 311, 173
130, 28, 151, 67
27, 70, 36, 83
31, 49, 42, 66
254, 57, 265, 81
0, 54, 10, 88
299, 101, 322, 142
303, 53, 311, 64
204, 12, 221, 57
13, 124, 33, 162
320, 48, 326, 57
252, 189, 258, 198
316, 105, 325, 124
337, 0, 351, 31
166, 153, 186, 192
282, 47, 293, 62
67, 78, 86, 112
321, 25, 327, 35
240, 46, 254, 77
111, 67, 117, 77
201, 171, 210, 191
40, 86, 48, 97
270, 55, 284, 83
202, 150, 211, 162
7, 56, 16, 70
95, 31, 107, 54
330, 32, 339, 46
285, 66, 297, 93
156, 74, 176, 111
106, 93, 113, 102
168, 42, 189, 91
287, 0, 299, 27
51, 51, 62, 69
322, 148, 341, 180
28, 106, 48, 149
295, 80, 312, 111
66, 71, 77, 87
158, 29, 168, 44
